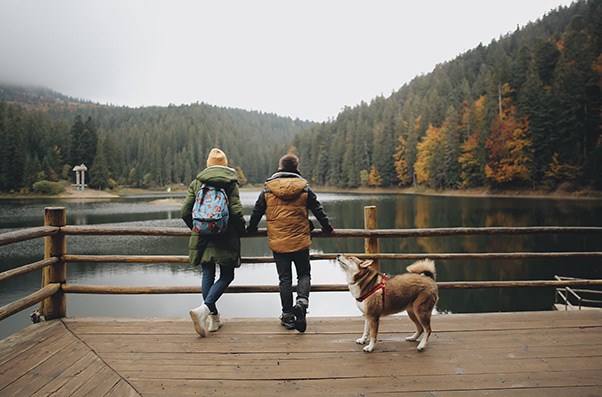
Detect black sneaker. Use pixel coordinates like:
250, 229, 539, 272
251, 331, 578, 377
280, 313, 295, 329
292, 303, 307, 333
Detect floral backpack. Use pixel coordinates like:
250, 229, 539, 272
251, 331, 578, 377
192, 184, 229, 235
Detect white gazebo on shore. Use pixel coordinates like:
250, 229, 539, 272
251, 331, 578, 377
72, 164, 88, 191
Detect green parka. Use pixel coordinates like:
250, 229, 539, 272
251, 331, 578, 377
181, 166, 246, 267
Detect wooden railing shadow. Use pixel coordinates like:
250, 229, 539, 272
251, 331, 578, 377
1, 206, 601, 322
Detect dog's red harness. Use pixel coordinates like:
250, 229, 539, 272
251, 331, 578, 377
356, 274, 387, 303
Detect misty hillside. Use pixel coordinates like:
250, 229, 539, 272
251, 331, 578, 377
0, 84, 93, 108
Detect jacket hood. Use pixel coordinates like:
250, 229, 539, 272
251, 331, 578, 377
265, 172, 308, 201
197, 166, 238, 188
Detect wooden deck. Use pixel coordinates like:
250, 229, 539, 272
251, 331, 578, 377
1, 310, 601, 396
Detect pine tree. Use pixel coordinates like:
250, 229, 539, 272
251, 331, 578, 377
313, 142, 329, 185
0, 104, 25, 190
69, 115, 85, 166
552, 15, 598, 166
360, 169, 370, 187
69, 115, 98, 170
89, 133, 110, 189
442, 106, 462, 188
519, 56, 553, 181
534, 40, 560, 85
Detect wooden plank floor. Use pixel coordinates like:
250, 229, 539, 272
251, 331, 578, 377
1, 310, 601, 396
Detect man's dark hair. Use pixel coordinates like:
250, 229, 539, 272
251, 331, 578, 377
279, 154, 299, 172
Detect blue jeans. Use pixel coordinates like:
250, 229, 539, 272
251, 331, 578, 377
201, 262, 235, 315
273, 249, 311, 314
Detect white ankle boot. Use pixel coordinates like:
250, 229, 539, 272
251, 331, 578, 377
189, 304, 210, 337
208, 314, 222, 332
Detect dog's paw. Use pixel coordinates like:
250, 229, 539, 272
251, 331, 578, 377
356, 337, 367, 344
417, 341, 427, 352
363, 344, 374, 352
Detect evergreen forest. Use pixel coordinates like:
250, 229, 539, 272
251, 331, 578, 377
0, 0, 600, 193
0, 96, 313, 191
293, 0, 601, 191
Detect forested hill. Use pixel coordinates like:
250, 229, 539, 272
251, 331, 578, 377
292, 0, 601, 191
0, 87, 314, 191
0, 85, 91, 107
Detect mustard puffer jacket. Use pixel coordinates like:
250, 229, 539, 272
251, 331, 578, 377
248, 172, 333, 254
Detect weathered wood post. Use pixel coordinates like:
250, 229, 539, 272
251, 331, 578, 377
40, 207, 67, 319
364, 206, 380, 271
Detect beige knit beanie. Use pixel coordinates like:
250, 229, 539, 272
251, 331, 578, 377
206, 148, 228, 167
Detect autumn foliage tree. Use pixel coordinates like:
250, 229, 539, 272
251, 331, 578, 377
459, 133, 482, 187
415, 124, 445, 188
368, 165, 382, 187
393, 133, 411, 186
485, 85, 533, 186
459, 96, 487, 187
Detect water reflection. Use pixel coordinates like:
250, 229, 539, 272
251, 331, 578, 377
1, 192, 601, 339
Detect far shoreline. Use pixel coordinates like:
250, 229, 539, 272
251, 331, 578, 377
311, 186, 602, 201
1, 184, 600, 201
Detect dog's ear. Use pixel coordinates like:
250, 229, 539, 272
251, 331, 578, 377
360, 260, 373, 268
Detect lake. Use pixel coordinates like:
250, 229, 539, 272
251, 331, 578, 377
1, 191, 601, 339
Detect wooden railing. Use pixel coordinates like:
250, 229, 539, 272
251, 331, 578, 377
1, 206, 602, 321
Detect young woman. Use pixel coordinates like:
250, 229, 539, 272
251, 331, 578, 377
181, 148, 245, 336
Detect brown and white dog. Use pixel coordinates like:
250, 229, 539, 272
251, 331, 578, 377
336, 254, 438, 352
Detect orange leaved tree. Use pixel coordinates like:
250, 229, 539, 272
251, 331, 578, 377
485, 87, 533, 186
415, 123, 445, 188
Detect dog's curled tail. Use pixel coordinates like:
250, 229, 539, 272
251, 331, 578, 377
406, 259, 436, 280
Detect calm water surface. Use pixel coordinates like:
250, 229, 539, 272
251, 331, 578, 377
1, 191, 601, 339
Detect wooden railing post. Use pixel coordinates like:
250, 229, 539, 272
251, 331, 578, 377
364, 206, 380, 271
41, 207, 67, 319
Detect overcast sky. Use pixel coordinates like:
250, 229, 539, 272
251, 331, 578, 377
0, 1, 576, 121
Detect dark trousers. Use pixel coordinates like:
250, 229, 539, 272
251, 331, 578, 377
273, 249, 311, 314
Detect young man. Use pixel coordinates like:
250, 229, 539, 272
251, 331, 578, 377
247, 154, 333, 332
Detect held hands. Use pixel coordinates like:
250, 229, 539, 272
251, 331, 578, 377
246, 225, 258, 235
